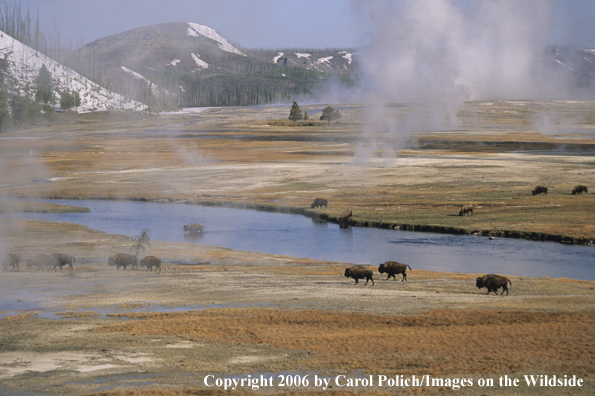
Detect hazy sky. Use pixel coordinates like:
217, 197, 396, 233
13, 0, 595, 49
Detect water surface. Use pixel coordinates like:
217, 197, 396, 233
2, 199, 593, 280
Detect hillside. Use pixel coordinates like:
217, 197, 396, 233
73, 22, 356, 107
0, 30, 145, 112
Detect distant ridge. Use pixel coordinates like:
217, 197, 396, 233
0, 30, 144, 112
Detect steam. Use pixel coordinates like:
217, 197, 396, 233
349, 0, 590, 162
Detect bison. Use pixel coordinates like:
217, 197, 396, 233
476, 274, 512, 296
140, 255, 161, 272
2, 253, 19, 272
339, 208, 352, 228
26, 254, 59, 271
311, 198, 328, 208
51, 253, 75, 270
108, 253, 138, 270
183, 223, 204, 233
532, 185, 548, 195
378, 261, 412, 281
344, 265, 374, 286
572, 184, 588, 195
459, 205, 474, 216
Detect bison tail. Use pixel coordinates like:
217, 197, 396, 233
407, 265, 412, 270
508, 279, 512, 286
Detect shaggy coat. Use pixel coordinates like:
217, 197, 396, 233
476, 274, 512, 296
572, 185, 588, 195
532, 185, 548, 195
378, 261, 412, 281
311, 198, 328, 208
26, 254, 59, 271
459, 205, 474, 216
108, 253, 138, 270
2, 253, 19, 272
344, 265, 374, 286
183, 223, 204, 233
140, 255, 162, 272
51, 253, 75, 270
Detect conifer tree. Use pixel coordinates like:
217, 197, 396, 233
34, 64, 54, 104
0, 55, 12, 132
303, 111, 309, 120
320, 106, 342, 124
288, 101, 303, 125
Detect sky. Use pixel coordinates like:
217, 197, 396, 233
16, 0, 595, 50
17, 0, 363, 49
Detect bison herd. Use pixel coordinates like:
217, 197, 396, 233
344, 260, 512, 296
2, 252, 163, 273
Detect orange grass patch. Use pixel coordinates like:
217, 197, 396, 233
95, 308, 595, 376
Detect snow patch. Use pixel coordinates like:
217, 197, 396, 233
191, 53, 209, 69
186, 22, 245, 56
315, 56, 334, 67
0, 30, 144, 112
295, 53, 311, 59
273, 52, 284, 63
168, 59, 181, 66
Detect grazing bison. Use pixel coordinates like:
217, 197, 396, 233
140, 255, 161, 272
378, 261, 412, 281
572, 184, 588, 195
339, 209, 352, 228
476, 274, 512, 296
51, 253, 75, 270
344, 265, 374, 286
26, 254, 59, 271
2, 253, 19, 272
183, 223, 204, 233
108, 253, 138, 270
311, 198, 328, 208
532, 185, 548, 195
459, 205, 474, 216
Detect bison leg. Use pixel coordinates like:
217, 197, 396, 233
402, 273, 407, 282
354, 278, 359, 284
364, 277, 374, 286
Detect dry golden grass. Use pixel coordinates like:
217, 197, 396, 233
95, 308, 595, 376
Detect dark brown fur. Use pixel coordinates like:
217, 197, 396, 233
476, 274, 511, 296
532, 185, 548, 195
140, 255, 161, 272
311, 198, 328, 208
108, 253, 138, 270
459, 205, 474, 216
183, 223, 204, 233
378, 261, 412, 281
572, 184, 588, 195
2, 253, 19, 272
26, 254, 59, 271
344, 265, 374, 286
51, 253, 75, 270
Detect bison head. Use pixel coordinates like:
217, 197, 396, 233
476, 276, 485, 289
344, 268, 352, 277
108, 257, 116, 266
378, 264, 386, 273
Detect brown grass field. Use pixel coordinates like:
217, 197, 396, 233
1, 101, 595, 395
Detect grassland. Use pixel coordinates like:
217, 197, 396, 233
0, 101, 595, 395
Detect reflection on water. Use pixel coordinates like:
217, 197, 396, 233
0, 199, 594, 280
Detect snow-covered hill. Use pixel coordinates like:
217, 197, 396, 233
0, 30, 144, 112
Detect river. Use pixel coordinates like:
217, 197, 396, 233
2, 199, 594, 280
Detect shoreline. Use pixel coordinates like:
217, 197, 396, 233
35, 194, 595, 247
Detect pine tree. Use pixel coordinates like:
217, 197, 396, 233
34, 64, 54, 104
303, 111, 309, 120
0, 55, 12, 132
288, 101, 303, 125
320, 106, 342, 125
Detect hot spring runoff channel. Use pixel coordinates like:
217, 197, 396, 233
4, 199, 595, 280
